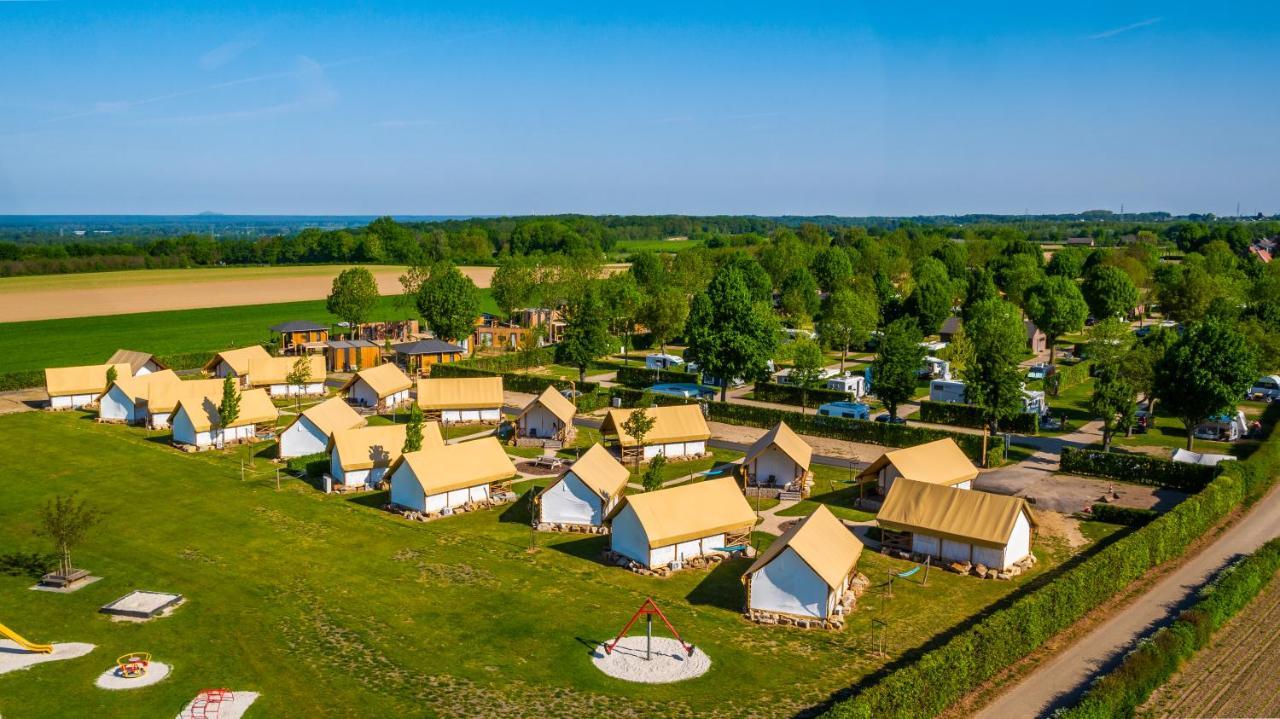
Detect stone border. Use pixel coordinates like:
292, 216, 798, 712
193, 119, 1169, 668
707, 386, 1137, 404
879, 548, 1037, 580
387, 493, 517, 523
600, 547, 753, 577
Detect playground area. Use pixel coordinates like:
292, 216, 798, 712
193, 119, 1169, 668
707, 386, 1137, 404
0, 410, 1120, 718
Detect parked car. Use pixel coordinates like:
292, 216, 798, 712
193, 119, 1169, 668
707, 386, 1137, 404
875, 413, 907, 424
1026, 363, 1054, 381
1247, 375, 1280, 402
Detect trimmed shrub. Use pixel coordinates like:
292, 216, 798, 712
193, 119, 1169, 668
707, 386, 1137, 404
458, 347, 557, 373
429, 363, 598, 396
615, 365, 702, 389
285, 453, 329, 478
155, 351, 215, 371
919, 401, 1039, 435
1046, 360, 1091, 397
1088, 504, 1159, 526
0, 370, 44, 392
752, 381, 855, 409
1061, 447, 1218, 492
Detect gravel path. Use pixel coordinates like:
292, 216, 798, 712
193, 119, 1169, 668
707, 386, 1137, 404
0, 641, 95, 675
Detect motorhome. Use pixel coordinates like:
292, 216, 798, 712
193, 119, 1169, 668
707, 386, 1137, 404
825, 374, 866, 397
817, 401, 870, 420
645, 353, 685, 371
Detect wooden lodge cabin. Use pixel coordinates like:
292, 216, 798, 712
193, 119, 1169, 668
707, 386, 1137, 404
269, 320, 330, 355
471, 314, 526, 351
392, 339, 466, 376
325, 340, 381, 373
858, 438, 979, 495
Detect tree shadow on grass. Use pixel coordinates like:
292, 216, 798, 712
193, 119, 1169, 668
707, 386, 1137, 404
685, 557, 750, 612
499, 488, 539, 525
546, 534, 609, 562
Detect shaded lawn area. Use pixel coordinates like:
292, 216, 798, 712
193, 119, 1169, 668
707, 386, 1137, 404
0, 411, 1087, 719
1110, 412, 1240, 455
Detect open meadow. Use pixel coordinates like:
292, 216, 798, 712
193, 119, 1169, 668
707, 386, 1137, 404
0, 410, 1104, 718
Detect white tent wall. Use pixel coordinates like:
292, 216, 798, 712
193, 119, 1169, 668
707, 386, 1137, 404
912, 534, 941, 557
51, 393, 97, 409
540, 473, 605, 525
98, 386, 138, 423
149, 412, 173, 429
640, 440, 705, 460
748, 547, 831, 619
329, 453, 379, 488
750, 447, 800, 486
389, 464, 424, 511
267, 382, 325, 397
955, 480, 973, 490
941, 539, 972, 564
212, 360, 234, 378
440, 408, 502, 423
347, 380, 381, 408
279, 417, 328, 459
1001, 512, 1032, 569
134, 361, 161, 377
609, 506, 651, 566
519, 405, 564, 438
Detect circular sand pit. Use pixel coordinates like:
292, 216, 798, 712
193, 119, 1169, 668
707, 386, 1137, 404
95, 661, 171, 690
591, 636, 711, 683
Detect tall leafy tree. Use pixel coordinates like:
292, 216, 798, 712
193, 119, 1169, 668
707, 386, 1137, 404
1082, 265, 1139, 321
1155, 320, 1258, 449
641, 455, 667, 492
490, 257, 537, 318
788, 338, 827, 414
811, 246, 854, 293
685, 267, 780, 401
993, 254, 1044, 307
720, 252, 774, 302
962, 268, 999, 321
1046, 247, 1088, 279
415, 262, 481, 343
555, 287, 612, 382
1087, 319, 1137, 451
403, 403, 425, 453
871, 317, 924, 420
817, 286, 880, 370
1024, 275, 1089, 364
903, 258, 955, 336
638, 285, 689, 357
326, 267, 380, 333
217, 375, 240, 446
599, 273, 645, 364
629, 251, 667, 291
960, 298, 1027, 437
779, 267, 821, 325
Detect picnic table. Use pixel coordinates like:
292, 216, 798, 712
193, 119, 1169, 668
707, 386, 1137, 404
531, 455, 564, 470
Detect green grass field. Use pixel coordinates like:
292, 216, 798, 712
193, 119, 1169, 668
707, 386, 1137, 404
0, 292, 498, 376
0, 411, 1086, 718
611, 238, 702, 254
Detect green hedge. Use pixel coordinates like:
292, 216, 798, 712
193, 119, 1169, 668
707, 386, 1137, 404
607, 386, 699, 408
1046, 360, 1091, 397
615, 365, 702, 389
1057, 536, 1280, 719
820, 428, 1279, 719
155, 351, 215, 371
428, 363, 599, 396
0, 370, 44, 392
704, 402, 1001, 464
752, 381, 855, 408
285, 452, 329, 478
458, 347, 557, 373
1088, 504, 1159, 526
1060, 447, 1219, 492
919, 401, 1039, 435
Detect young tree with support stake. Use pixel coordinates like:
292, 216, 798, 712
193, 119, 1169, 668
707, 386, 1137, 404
38, 494, 101, 582
403, 403, 425, 453
622, 404, 655, 473
217, 375, 240, 449
285, 356, 312, 411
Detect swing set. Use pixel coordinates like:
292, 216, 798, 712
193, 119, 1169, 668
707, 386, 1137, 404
884, 556, 930, 598
603, 597, 695, 660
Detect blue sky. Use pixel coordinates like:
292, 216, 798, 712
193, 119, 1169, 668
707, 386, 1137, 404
1, 1, 1277, 216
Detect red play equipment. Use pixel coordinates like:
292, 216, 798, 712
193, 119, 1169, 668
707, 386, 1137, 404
187, 689, 235, 718
603, 597, 695, 660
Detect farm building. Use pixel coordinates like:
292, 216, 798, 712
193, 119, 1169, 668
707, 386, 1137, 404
246, 355, 327, 397
325, 339, 381, 372
106, 349, 167, 377
536, 444, 630, 528
876, 479, 1035, 571
388, 437, 517, 515
858, 438, 979, 494
416, 376, 504, 423
516, 386, 577, 442
742, 422, 813, 495
392, 339, 466, 376
278, 396, 367, 459
142, 378, 227, 429
608, 477, 755, 570
203, 346, 273, 385
269, 320, 329, 355
44, 362, 132, 409
600, 404, 711, 461
171, 388, 279, 449
327, 423, 439, 489
339, 363, 413, 411
743, 505, 864, 624
98, 369, 181, 424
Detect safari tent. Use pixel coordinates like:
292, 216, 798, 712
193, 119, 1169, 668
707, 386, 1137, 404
97, 369, 181, 424
600, 404, 711, 461
858, 438, 979, 494
339, 363, 413, 410
326, 423, 433, 489
743, 505, 863, 622
246, 355, 327, 397
609, 478, 755, 570
142, 378, 227, 429
45, 362, 132, 409
106, 349, 167, 377
742, 422, 813, 495
516, 386, 577, 442
278, 396, 367, 459
203, 346, 273, 385
415, 376, 504, 423
536, 444, 630, 528
876, 479, 1035, 571
171, 388, 279, 449
388, 437, 517, 514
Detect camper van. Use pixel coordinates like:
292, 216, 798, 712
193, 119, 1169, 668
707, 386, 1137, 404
817, 401, 870, 420
920, 356, 951, 380
1248, 375, 1280, 402
775, 367, 839, 386
826, 374, 867, 398
931, 379, 1046, 415
645, 353, 685, 371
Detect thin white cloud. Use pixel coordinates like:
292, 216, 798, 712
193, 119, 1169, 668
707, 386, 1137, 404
146, 56, 337, 124
199, 28, 266, 70
1086, 17, 1162, 40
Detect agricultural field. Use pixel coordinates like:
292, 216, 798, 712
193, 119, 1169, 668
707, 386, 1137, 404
0, 411, 1098, 718
610, 237, 703, 255
0, 291, 498, 376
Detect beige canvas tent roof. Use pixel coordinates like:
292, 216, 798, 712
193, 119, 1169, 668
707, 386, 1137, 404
146, 378, 228, 414
614, 477, 755, 548
203, 346, 272, 375
743, 421, 812, 469
327, 424, 414, 471
600, 405, 711, 447
876, 479, 1034, 549
744, 505, 862, 589
390, 437, 517, 496
45, 362, 133, 397
175, 387, 278, 432
247, 355, 327, 387
100, 369, 181, 404
857, 438, 979, 486
107, 349, 167, 375
416, 376, 504, 410
519, 385, 577, 425
339, 363, 412, 399
284, 396, 366, 438
542, 443, 630, 500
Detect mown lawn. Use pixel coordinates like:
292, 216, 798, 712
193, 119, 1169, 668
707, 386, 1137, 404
777, 468, 877, 522
610, 238, 703, 254
0, 411, 1079, 718
0, 292, 498, 375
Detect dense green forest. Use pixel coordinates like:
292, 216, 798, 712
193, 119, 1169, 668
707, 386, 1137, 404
0, 212, 1276, 277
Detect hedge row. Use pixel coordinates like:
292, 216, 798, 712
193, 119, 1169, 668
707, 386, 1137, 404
1057, 536, 1280, 719
820, 429, 1279, 719
0, 370, 44, 392
1088, 504, 1159, 526
919, 401, 1039, 435
614, 365, 702, 389
607, 386, 700, 409
1060, 447, 1219, 492
155, 351, 216, 371
704, 402, 1001, 464
285, 452, 328, 478
457, 346, 557, 373
752, 381, 854, 408
1046, 360, 1091, 397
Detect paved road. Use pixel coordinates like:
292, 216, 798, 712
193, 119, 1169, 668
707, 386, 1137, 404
975, 484, 1280, 718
